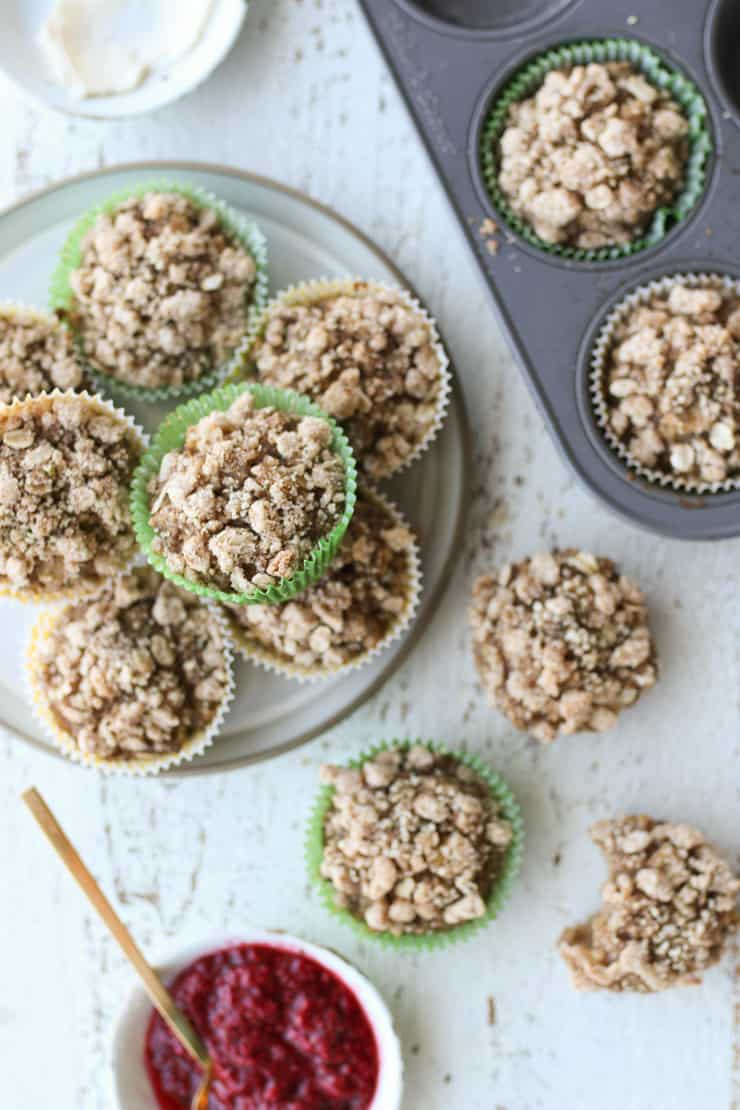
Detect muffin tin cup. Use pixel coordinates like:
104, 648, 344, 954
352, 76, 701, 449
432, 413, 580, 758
0, 301, 91, 398
48, 179, 269, 404
25, 599, 236, 776
131, 381, 358, 607
590, 272, 740, 494
225, 486, 423, 681
306, 739, 524, 952
235, 277, 452, 480
0, 388, 147, 605
480, 38, 712, 263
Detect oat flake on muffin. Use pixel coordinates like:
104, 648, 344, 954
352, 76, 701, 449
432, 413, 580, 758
31, 567, 230, 761
470, 550, 657, 742
68, 191, 257, 390
251, 282, 445, 480
496, 61, 689, 249
227, 489, 417, 676
320, 746, 513, 936
601, 280, 740, 485
559, 815, 739, 992
0, 392, 142, 598
149, 390, 346, 594
0, 306, 85, 404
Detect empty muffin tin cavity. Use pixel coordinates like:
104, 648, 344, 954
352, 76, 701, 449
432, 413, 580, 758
394, 0, 578, 35
704, 0, 740, 126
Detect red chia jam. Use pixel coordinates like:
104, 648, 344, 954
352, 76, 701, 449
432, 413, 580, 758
144, 943, 380, 1110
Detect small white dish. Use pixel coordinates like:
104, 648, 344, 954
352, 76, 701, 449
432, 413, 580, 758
0, 0, 247, 119
111, 928, 404, 1109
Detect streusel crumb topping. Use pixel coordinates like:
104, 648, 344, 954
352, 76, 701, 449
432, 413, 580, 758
559, 816, 739, 992
69, 192, 257, 389
0, 308, 85, 404
228, 491, 416, 673
0, 393, 142, 595
253, 284, 444, 480
320, 747, 513, 935
602, 282, 740, 484
34, 567, 230, 760
149, 391, 346, 593
470, 550, 657, 742
496, 62, 689, 249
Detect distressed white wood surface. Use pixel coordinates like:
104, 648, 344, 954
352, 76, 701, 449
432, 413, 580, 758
0, 3, 738, 1108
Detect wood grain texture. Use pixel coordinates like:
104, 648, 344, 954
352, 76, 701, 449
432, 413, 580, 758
0, 2, 738, 1108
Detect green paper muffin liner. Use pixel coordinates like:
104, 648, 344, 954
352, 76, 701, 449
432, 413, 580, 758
131, 381, 358, 606
49, 179, 269, 403
480, 39, 712, 263
306, 739, 525, 951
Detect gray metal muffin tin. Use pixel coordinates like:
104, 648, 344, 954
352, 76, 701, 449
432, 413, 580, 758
358, 0, 740, 539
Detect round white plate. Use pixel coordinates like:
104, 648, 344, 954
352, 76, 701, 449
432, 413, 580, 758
112, 929, 403, 1109
0, 162, 470, 774
0, 1, 246, 119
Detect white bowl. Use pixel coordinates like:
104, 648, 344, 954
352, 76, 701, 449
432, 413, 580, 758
111, 929, 404, 1109
0, 0, 247, 119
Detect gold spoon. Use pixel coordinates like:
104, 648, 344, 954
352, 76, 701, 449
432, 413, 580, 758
22, 787, 213, 1110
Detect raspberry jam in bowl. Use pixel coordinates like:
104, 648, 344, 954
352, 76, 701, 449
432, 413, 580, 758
112, 930, 403, 1110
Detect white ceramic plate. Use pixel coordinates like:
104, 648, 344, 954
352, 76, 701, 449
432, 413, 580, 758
0, 162, 470, 773
111, 929, 403, 1109
0, 1, 247, 119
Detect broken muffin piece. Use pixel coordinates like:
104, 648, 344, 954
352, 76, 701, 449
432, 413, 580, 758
494, 61, 690, 250
226, 488, 418, 677
0, 392, 143, 599
470, 550, 658, 742
250, 281, 447, 480
67, 190, 259, 390
148, 388, 348, 595
319, 745, 516, 937
559, 815, 739, 992
28, 566, 231, 766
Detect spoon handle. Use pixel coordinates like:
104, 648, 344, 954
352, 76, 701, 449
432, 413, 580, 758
22, 787, 211, 1071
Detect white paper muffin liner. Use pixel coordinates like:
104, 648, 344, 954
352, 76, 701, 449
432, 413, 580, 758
225, 486, 422, 683
25, 592, 235, 776
0, 388, 148, 604
590, 273, 740, 495
237, 277, 451, 480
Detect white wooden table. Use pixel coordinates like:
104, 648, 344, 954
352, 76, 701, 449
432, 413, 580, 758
1, 4, 738, 1108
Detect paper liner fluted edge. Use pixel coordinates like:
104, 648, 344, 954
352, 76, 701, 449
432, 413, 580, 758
306, 739, 525, 952
25, 596, 235, 776
48, 179, 269, 404
131, 381, 358, 606
480, 38, 712, 263
225, 486, 423, 682
589, 272, 740, 494
232, 277, 451, 481
0, 389, 148, 604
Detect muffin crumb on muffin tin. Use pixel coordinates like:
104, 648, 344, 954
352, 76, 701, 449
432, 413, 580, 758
0, 393, 142, 597
470, 550, 657, 742
599, 279, 740, 485
31, 567, 230, 761
319, 746, 513, 935
0, 307, 85, 403
149, 390, 346, 593
559, 815, 739, 992
496, 61, 689, 249
252, 282, 445, 480
68, 191, 257, 390
227, 489, 417, 675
